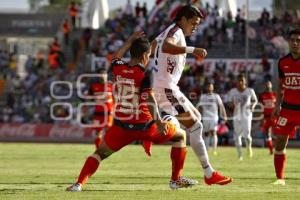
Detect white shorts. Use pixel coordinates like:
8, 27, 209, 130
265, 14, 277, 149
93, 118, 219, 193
233, 117, 252, 138
202, 119, 218, 133
153, 87, 197, 117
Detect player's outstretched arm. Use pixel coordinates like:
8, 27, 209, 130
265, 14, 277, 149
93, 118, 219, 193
113, 31, 145, 59
162, 37, 207, 58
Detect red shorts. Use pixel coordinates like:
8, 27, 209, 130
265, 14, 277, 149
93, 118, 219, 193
104, 122, 177, 151
273, 108, 300, 137
261, 116, 275, 133
93, 114, 113, 132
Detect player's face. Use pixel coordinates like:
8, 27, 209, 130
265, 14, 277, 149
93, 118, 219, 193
207, 84, 214, 93
266, 81, 272, 91
142, 50, 151, 67
238, 77, 246, 89
182, 16, 201, 36
288, 34, 300, 56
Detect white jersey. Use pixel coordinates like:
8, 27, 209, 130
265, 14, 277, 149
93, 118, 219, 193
228, 88, 258, 118
153, 23, 186, 90
199, 93, 223, 121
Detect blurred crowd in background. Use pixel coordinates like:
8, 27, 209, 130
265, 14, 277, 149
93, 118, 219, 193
0, 0, 299, 139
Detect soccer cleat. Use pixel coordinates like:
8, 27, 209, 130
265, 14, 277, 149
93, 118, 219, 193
239, 156, 244, 161
272, 179, 285, 186
142, 141, 152, 157
169, 176, 199, 189
66, 183, 82, 191
204, 171, 233, 185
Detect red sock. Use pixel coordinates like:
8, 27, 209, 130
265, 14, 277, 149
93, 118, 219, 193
77, 156, 100, 185
274, 154, 286, 179
142, 141, 152, 157
170, 147, 187, 181
266, 140, 273, 154
94, 137, 102, 149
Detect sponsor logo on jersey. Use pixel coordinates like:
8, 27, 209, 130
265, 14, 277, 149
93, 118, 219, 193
283, 73, 300, 89
116, 75, 135, 84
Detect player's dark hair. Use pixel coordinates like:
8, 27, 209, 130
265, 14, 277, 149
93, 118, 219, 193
288, 29, 300, 38
238, 73, 247, 80
130, 37, 150, 59
174, 5, 204, 22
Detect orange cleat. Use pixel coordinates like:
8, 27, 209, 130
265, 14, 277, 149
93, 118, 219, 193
142, 141, 152, 157
204, 171, 233, 185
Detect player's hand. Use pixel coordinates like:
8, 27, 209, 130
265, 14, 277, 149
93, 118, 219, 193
193, 48, 207, 60
271, 106, 280, 119
128, 31, 145, 43
155, 120, 168, 135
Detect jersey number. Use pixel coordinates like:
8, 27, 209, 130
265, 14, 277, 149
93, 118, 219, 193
116, 84, 139, 113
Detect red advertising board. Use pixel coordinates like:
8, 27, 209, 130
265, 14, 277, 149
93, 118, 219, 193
0, 123, 94, 143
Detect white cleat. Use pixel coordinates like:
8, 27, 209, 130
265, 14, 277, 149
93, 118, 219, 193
169, 176, 198, 189
66, 183, 82, 191
272, 179, 285, 186
239, 156, 244, 161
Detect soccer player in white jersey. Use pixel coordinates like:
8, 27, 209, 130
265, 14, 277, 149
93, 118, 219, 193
199, 83, 227, 155
151, 5, 232, 185
228, 74, 258, 160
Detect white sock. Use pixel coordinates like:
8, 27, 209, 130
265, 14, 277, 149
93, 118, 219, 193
212, 133, 218, 151
188, 121, 214, 178
245, 136, 252, 149
235, 134, 243, 158
204, 135, 210, 150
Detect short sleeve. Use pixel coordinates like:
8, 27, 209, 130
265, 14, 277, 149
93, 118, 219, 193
166, 25, 182, 43
111, 58, 126, 69
140, 70, 153, 93
216, 94, 223, 106
199, 95, 204, 105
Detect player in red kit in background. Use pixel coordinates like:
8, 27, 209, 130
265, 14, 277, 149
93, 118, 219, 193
88, 70, 114, 149
272, 29, 300, 185
259, 81, 276, 155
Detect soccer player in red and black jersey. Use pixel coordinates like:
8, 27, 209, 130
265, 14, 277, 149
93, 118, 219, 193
272, 29, 300, 185
66, 32, 198, 191
259, 81, 276, 154
88, 70, 114, 149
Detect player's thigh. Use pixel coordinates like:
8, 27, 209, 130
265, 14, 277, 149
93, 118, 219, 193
242, 118, 252, 138
146, 123, 182, 144
273, 108, 297, 138
154, 88, 197, 124
233, 120, 242, 135
103, 125, 135, 152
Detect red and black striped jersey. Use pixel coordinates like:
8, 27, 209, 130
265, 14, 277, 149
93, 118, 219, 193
112, 58, 153, 124
278, 53, 300, 106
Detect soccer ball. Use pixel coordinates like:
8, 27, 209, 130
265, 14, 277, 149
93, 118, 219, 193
162, 114, 180, 128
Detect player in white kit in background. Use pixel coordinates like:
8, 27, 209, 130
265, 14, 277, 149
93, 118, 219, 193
199, 83, 227, 155
228, 74, 258, 160
151, 5, 232, 185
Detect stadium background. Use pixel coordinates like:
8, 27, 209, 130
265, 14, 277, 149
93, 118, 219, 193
0, 0, 299, 146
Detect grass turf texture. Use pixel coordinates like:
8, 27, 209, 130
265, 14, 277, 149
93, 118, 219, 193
0, 143, 299, 200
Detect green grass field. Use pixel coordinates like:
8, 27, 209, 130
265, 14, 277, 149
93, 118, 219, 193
0, 143, 299, 200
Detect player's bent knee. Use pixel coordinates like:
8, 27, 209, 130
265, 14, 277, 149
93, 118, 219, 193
274, 134, 289, 151
94, 141, 115, 160
171, 128, 186, 142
